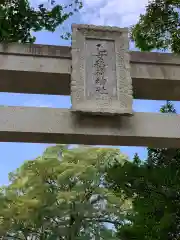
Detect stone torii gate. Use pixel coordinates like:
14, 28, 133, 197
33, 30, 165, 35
0, 24, 180, 148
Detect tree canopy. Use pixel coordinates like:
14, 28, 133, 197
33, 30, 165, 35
131, 0, 180, 53
0, 0, 82, 43
0, 145, 132, 240
127, 2, 180, 236
107, 102, 180, 240
126, 6, 180, 238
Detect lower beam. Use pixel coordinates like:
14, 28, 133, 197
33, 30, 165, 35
0, 106, 180, 148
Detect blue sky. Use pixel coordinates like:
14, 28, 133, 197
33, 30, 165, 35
0, 0, 179, 185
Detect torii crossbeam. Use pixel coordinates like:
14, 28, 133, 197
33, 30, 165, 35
0, 24, 180, 147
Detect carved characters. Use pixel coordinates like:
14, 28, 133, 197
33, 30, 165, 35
93, 43, 108, 94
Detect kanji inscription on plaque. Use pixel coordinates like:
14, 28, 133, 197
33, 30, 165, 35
71, 24, 133, 115
92, 42, 108, 95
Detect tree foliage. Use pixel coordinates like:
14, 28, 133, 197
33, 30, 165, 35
120, 0, 180, 235
0, 145, 131, 240
0, 0, 82, 43
131, 0, 180, 53
107, 101, 180, 240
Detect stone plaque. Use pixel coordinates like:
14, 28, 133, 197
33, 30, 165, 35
71, 24, 133, 115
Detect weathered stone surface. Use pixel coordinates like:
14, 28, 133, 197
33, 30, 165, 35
71, 24, 133, 115
0, 43, 70, 58
1, 106, 180, 148
0, 43, 180, 100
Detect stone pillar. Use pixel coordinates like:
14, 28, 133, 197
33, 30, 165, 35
71, 24, 133, 115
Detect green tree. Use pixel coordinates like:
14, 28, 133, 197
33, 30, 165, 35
107, 101, 180, 240
113, 0, 180, 237
131, 0, 180, 53
0, 145, 131, 240
0, 0, 82, 43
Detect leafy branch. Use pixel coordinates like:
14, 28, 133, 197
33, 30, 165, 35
0, 0, 82, 43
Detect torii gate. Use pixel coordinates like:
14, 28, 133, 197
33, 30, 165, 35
0, 24, 180, 148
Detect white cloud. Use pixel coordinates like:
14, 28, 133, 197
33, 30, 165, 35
30, 0, 148, 28
81, 0, 148, 27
